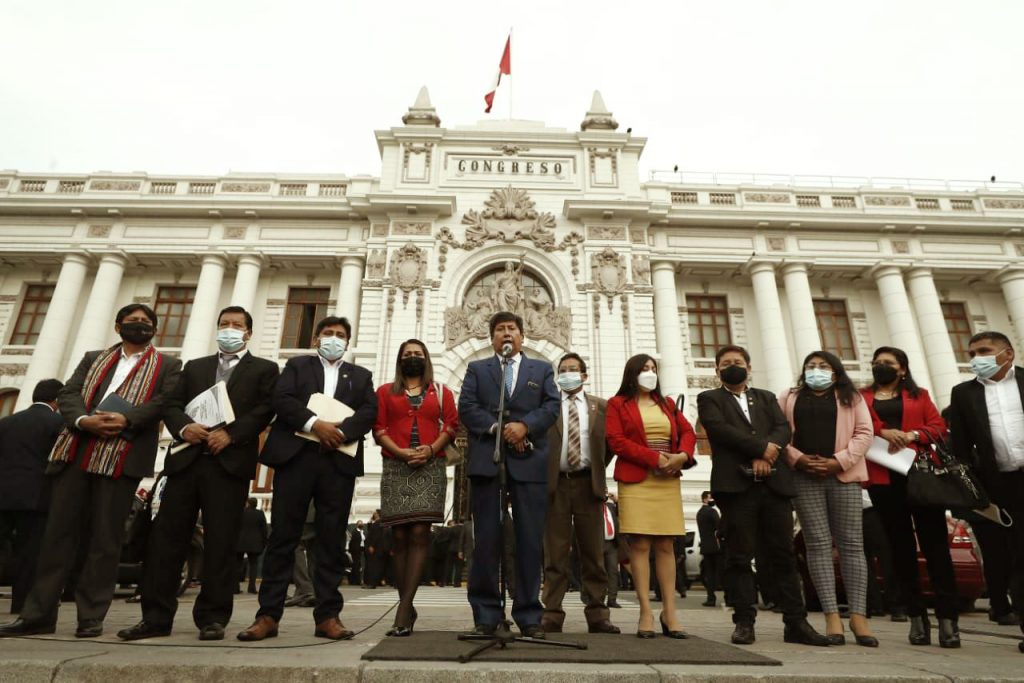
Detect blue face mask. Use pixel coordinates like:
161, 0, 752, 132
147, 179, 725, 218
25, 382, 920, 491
318, 336, 348, 361
804, 368, 834, 391
969, 349, 1007, 380
216, 328, 246, 353
557, 372, 584, 392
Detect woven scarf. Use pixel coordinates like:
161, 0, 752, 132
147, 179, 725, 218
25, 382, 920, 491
49, 343, 164, 478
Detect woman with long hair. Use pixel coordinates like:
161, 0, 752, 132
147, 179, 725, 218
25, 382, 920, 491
605, 354, 696, 639
861, 346, 959, 648
373, 339, 458, 636
779, 350, 876, 646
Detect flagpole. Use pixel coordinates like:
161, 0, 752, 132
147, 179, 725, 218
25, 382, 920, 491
508, 26, 513, 121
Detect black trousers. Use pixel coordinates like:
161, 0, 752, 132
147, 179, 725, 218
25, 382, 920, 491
21, 466, 138, 625
364, 550, 386, 587
0, 509, 47, 613
446, 553, 465, 587
140, 456, 249, 629
348, 550, 362, 585
987, 470, 1024, 631
701, 552, 723, 600
256, 445, 355, 624
862, 506, 899, 613
237, 551, 261, 591
717, 484, 807, 625
868, 474, 958, 619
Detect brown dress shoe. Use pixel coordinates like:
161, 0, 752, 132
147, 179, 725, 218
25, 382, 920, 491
540, 619, 563, 633
314, 617, 355, 640
588, 619, 622, 634
236, 616, 279, 641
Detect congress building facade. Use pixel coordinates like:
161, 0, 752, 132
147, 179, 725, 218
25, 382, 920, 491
2, 88, 1023, 523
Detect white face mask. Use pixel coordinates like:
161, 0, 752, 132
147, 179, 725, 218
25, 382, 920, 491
557, 372, 584, 392
969, 349, 1008, 380
637, 370, 658, 391
317, 336, 348, 361
216, 327, 246, 353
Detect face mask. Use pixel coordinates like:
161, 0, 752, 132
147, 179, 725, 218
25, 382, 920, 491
400, 356, 426, 377
557, 372, 584, 392
318, 336, 348, 361
720, 365, 748, 386
637, 370, 658, 392
871, 364, 899, 385
804, 368, 834, 391
969, 350, 1007, 380
120, 322, 155, 346
216, 328, 246, 353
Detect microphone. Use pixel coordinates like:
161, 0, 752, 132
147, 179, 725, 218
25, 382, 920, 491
501, 342, 514, 358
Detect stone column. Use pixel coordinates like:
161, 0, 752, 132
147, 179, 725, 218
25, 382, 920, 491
781, 262, 822, 364
650, 260, 688, 398
906, 268, 961, 408
872, 265, 932, 391
336, 255, 365, 337
230, 254, 264, 314
64, 253, 128, 376
14, 253, 90, 411
998, 269, 1024, 350
179, 254, 227, 362
749, 262, 794, 393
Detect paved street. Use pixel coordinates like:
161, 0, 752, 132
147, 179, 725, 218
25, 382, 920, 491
1, 586, 1022, 682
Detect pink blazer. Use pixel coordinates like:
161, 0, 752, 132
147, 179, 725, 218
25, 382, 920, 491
777, 389, 873, 483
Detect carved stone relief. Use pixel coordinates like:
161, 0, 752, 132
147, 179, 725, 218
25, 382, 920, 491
222, 182, 271, 193
393, 222, 431, 236
492, 144, 530, 155
388, 242, 428, 305
631, 255, 651, 285
865, 196, 912, 207
224, 227, 247, 240
744, 192, 790, 204
88, 225, 111, 238
0, 179, 9, 189
1015, 244, 1024, 257
766, 237, 786, 251
0, 364, 27, 376
892, 240, 910, 254
366, 249, 386, 279
987, 199, 1024, 210
372, 224, 389, 237
587, 226, 625, 240
89, 180, 141, 191
630, 228, 645, 244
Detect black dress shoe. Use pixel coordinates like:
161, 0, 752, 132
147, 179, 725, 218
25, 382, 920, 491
855, 634, 880, 647
890, 607, 908, 623
588, 619, 621, 634
199, 623, 225, 641
607, 599, 622, 609
701, 598, 716, 607
908, 615, 931, 646
75, 619, 103, 638
0, 618, 56, 637
938, 618, 960, 649
731, 623, 755, 645
117, 620, 171, 641
520, 624, 545, 639
468, 623, 497, 636
783, 619, 830, 646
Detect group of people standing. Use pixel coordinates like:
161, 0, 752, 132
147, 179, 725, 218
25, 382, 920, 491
0, 301, 1021, 656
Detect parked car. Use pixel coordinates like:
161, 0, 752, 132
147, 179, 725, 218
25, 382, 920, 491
794, 515, 984, 613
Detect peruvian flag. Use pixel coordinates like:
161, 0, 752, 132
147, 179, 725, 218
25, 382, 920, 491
484, 34, 511, 113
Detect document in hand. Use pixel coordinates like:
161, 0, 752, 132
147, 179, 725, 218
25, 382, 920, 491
865, 436, 916, 475
295, 392, 357, 456
92, 393, 138, 440
169, 382, 235, 455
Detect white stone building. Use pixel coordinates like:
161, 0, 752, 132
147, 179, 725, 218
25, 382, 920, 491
2, 88, 1023, 524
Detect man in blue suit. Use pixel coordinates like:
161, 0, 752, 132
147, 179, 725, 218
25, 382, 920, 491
458, 311, 560, 637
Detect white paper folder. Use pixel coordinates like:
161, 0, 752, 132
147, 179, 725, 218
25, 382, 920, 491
295, 393, 358, 457
169, 381, 235, 455
865, 436, 917, 475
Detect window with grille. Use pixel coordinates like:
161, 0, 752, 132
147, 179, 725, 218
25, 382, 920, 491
0, 391, 18, 417
941, 302, 972, 363
686, 295, 731, 359
281, 287, 330, 348
10, 284, 55, 345
153, 286, 196, 347
813, 299, 857, 360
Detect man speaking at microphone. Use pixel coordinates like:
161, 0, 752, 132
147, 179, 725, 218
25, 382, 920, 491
458, 311, 560, 637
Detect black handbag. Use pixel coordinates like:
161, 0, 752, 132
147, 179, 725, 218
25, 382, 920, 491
906, 428, 990, 510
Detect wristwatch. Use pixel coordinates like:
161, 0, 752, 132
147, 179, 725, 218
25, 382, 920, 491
909, 430, 920, 442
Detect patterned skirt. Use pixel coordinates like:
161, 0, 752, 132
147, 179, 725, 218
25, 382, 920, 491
380, 455, 447, 527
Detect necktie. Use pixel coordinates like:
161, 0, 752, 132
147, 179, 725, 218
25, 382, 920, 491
567, 396, 582, 468
504, 357, 515, 397
217, 354, 238, 383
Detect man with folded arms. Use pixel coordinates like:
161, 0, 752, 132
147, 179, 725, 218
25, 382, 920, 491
0, 304, 180, 639
118, 306, 278, 641
237, 316, 377, 641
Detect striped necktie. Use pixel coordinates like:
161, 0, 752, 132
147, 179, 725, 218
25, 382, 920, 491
504, 357, 515, 397
567, 396, 582, 468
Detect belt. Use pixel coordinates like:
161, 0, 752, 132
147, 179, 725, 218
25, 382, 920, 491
559, 468, 591, 479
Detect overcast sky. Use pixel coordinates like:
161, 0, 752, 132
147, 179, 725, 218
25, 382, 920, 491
2, 0, 1021, 185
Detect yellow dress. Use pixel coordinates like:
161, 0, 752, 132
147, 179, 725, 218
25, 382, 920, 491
618, 403, 686, 536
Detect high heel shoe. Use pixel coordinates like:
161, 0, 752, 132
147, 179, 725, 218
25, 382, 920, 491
937, 618, 960, 649
825, 633, 846, 646
386, 608, 418, 637
636, 615, 656, 639
659, 615, 688, 639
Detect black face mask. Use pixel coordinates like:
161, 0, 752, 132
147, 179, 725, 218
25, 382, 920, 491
120, 322, 155, 346
720, 365, 748, 386
400, 356, 426, 377
871, 364, 899, 385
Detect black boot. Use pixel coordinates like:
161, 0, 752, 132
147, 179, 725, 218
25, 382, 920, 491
938, 618, 960, 648
908, 615, 931, 646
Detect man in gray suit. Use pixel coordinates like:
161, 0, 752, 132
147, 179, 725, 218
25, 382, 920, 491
540, 352, 619, 634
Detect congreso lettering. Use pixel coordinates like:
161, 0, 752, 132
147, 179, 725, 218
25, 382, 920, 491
455, 157, 564, 175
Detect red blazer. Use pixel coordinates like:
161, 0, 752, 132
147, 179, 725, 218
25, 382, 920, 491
606, 394, 697, 483
373, 383, 459, 459
860, 387, 946, 485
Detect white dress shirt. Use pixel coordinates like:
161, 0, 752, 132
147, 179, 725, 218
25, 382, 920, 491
559, 390, 591, 472
730, 389, 751, 423
979, 367, 1024, 472
302, 355, 345, 434
75, 346, 148, 429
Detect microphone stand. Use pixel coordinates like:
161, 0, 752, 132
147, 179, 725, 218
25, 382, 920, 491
458, 350, 585, 662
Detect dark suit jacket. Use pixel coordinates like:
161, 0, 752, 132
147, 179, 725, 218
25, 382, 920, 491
55, 348, 182, 479
696, 503, 721, 555
260, 354, 377, 478
457, 353, 560, 483
0, 404, 65, 510
948, 368, 1024, 497
237, 506, 268, 553
545, 392, 610, 499
696, 386, 794, 497
348, 526, 364, 557
163, 352, 279, 480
